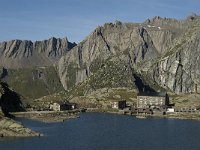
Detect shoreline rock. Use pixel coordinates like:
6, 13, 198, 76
85, 108, 200, 121
0, 116, 42, 137
11, 110, 79, 123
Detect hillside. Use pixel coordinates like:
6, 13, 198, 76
0, 37, 76, 100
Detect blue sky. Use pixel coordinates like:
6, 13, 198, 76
0, 0, 199, 43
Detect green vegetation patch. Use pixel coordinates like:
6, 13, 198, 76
2, 66, 64, 100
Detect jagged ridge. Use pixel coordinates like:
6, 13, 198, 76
0, 37, 76, 68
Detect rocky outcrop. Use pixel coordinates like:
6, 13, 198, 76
0, 37, 76, 68
0, 116, 41, 137
143, 16, 185, 54
144, 19, 200, 93
0, 82, 24, 113
58, 15, 200, 95
58, 21, 161, 90
0, 85, 40, 137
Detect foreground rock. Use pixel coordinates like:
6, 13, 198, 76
0, 116, 41, 137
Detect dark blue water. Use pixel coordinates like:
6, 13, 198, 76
0, 113, 200, 150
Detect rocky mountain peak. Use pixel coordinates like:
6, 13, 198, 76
0, 37, 76, 68
186, 13, 198, 21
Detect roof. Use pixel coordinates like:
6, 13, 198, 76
54, 101, 65, 105
137, 92, 167, 97
111, 99, 126, 102
54, 101, 76, 105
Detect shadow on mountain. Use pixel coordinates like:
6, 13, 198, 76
133, 73, 156, 93
0, 82, 25, 117
0, 67, 8, 79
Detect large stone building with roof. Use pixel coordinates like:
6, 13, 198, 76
137, 92, 168, 110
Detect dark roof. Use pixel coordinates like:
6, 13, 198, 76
112, 100, 126, 102
54, 101, 65, 105
137, 92, 166, 97
64, 102, 76, 105
54, 101, 76, 105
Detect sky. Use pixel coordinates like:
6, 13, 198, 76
0, 0, 200, 43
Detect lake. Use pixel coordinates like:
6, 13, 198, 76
0, 113, 200, 150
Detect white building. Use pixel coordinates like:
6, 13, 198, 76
167, 108, 175, 113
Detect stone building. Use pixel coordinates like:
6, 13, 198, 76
111, 100, 126, 109
50, 102, 77, 111
137, 92, 168, 109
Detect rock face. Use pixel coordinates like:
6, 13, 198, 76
0, 85, 40, 137
58, 16, 200, 94
0, 82, 24, 114
0, 37, 76, 68
145, 20, 200, 93
58, 21, 160, 91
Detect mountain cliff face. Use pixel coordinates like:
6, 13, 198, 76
58, 15, 200, 95
0, 37, 76, 68
58, 21, 160, 91
144, 18, 200, 93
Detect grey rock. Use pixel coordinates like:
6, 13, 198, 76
58, 22, 160, 90
146, 25, 200, 93
58, 15, 200, 94
0, 116, 41, 137
0, 37, 76, 68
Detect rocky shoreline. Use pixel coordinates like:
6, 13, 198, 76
0, 116, 41, 137
11, 110, 79, 123
1, 109, 199, 138
0, 110, 79, 137
85, 108, 200, 121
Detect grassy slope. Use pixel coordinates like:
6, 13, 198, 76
2, 66, 64, 102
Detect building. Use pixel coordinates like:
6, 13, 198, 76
111, 100, 126, 109
167, 108, 175, 113
137, 92, 168, 109
50, 102, 77, 111
175, 107, 198, 113
131, 107, 153, 115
